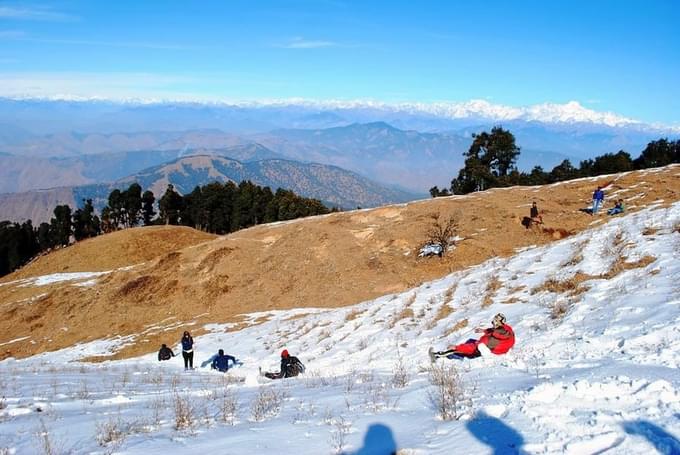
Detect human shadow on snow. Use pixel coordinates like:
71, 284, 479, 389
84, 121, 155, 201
623, 420, 680, 455
466, 412, 525, 455
344, 422, 397, 455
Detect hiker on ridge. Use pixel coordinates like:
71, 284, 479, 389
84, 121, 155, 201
530, 201, 543, 225
181, 331, 194, 370
157, 343, 175, 361
430, 313, 515, 360
592, 186, 605, 215
262, 349, 305, 379
211, 349, 237, 373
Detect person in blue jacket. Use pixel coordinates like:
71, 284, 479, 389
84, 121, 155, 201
211, 349, 237, 372
592, 186, 605, 215
181, 331, 194, 370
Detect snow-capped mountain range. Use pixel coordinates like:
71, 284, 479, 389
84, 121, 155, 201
2, 95, 678, 133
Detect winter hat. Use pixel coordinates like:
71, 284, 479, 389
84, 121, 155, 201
218, 349, 224, 355
492, 313, 506, 327
281, 349, 289, 358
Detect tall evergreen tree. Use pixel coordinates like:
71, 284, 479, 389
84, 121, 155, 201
50, 204, 72, 247
450, 127, 520, 194
634, 139, 679, 169
141, 190, 156, 226
158, 184, 183, 225
123, 183, 143, 228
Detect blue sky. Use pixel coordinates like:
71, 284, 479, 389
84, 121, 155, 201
1, 0, 678, 124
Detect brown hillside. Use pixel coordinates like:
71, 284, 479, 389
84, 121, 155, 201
2, 225, 217, 280
1, 165, 678, 360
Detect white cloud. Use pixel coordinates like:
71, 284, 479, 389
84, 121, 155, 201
278, 37, 337, 49
0, 6, 77, 21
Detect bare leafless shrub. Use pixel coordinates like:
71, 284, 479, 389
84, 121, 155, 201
33, 419, 64, 455
149, 396, 165, 426
173, 393, 195, 431
251, 387, 285, 422
391, 356, 410, 389
550, 300, 571, 319
218, 388, 238, 425
75, 380, 90, 400
95, 416, 126, 448
329, 415, 351, 454
356, 337, 369, 351
428, 364, 469, 421
424, 213, 459, 256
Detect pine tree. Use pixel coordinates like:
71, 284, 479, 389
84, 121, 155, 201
141, 190, 156, 226
158, 184, 183, 225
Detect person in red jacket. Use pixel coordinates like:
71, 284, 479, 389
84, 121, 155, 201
430, 313, 515, 360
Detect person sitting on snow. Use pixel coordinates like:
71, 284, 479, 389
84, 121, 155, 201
430, 313, 515, 360
157, 343, 175, 361
211, 349, 237, 372
607, 199, 625, 216
262, 349, 305, 379
530, 201, 543, 225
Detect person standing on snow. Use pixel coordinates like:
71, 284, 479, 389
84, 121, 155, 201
181, 331, 194, 370
430, 313, 515, 360
592, 186, 605, 215
157, 343, 175, 361
262, 349, 305, 379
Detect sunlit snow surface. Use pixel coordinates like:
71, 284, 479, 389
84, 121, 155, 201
1, 203, 679, 454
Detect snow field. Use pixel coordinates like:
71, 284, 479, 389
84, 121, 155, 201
1, 202, 680, 454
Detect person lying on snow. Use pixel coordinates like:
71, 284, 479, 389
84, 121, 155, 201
157, 344, 175, 361
431, 313, 515, 360
262, 349, 305, 379
211, 349, 237, 373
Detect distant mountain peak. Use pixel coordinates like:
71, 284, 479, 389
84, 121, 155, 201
4, 95, 677, 133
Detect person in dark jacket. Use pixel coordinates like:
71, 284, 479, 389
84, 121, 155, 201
181, 331, 194, 370
211, 349, 237, 372
608, 199, 625, 216
158, 343, 175, 361
263, 349, 305, 379
530, 201, 543, 224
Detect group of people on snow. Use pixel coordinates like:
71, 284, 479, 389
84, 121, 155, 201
525, 183, 627, 230
159, 313, 515, 377
158, 331, 305, 379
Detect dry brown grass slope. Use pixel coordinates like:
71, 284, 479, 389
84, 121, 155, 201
1, 165, 678, 360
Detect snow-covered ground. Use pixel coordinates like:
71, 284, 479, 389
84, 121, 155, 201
1, 203, 680, 454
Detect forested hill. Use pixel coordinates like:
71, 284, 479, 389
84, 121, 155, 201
0, 155, 419, 224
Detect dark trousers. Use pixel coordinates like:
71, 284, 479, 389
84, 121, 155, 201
182, 351, 194, 369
